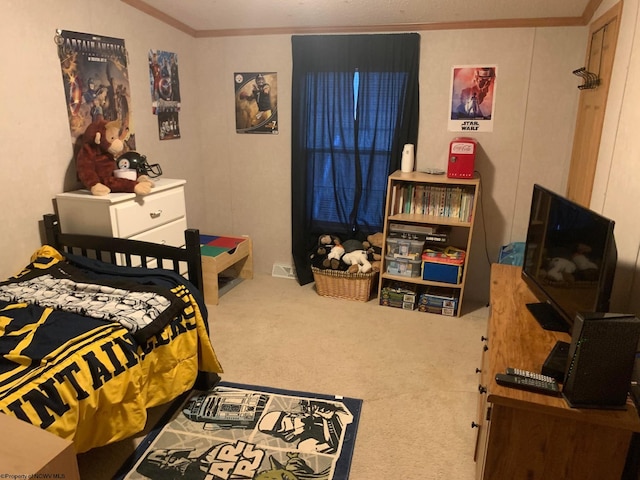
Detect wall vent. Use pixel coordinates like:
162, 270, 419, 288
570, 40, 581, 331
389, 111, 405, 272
272, 263, 296, 279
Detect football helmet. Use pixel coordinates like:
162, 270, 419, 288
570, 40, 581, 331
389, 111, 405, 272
116, 151, 163, 178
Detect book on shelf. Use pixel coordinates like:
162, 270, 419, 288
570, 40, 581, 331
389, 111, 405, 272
389, 182, 475, 221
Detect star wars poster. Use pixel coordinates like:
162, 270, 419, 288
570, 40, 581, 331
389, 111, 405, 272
235, 72, 278, 134
448, 65, 497, 133
56, 30, 135, 149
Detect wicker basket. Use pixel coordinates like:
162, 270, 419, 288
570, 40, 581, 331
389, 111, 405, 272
311, 267, 379, 302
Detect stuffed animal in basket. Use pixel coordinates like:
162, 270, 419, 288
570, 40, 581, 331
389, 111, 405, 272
363, 232, 383, 259
363, 232, 384, 271
323, 238, 371, 272
316, 234, 341, 256
342, 249, 373, 274
76, 119, 154, 196
309, 234, 342, 268
323, 242, 346, 270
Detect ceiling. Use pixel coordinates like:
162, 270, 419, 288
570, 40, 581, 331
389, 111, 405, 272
122, 0, 602, 37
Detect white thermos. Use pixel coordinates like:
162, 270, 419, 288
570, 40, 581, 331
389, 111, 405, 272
401, 144, 415, 173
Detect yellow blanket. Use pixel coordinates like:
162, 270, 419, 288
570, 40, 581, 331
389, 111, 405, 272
0, 247, 222, 452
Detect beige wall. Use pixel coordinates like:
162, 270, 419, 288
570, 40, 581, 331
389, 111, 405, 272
1, 0, 204, 276
590, 0, 640, 313
12, 0, 640, 311
193, 27, 586, 304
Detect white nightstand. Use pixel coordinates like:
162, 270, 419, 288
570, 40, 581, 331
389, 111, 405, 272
55, 178, 187, 248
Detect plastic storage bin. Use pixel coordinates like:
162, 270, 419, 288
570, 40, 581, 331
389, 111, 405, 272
386, 254, 422, 277
422, 261, 463, 284
386, 236, 424, 260
421, 248, 465, 284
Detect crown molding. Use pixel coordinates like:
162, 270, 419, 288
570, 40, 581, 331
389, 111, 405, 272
122, 0, 603, 38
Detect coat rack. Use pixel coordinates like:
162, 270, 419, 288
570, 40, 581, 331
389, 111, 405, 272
573, 67, 600, 90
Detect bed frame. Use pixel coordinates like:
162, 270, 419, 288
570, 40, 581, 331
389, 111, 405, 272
43, 213, 204, 294
43, 213, 219, 389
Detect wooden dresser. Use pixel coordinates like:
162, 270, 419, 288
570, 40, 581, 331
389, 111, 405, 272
474, 263, 640, 479
55, 178, 187, 247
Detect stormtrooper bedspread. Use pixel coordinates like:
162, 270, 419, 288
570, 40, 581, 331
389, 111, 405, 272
0, 248, 190, 342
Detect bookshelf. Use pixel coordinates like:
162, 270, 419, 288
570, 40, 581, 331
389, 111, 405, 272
378, 170, 480, 316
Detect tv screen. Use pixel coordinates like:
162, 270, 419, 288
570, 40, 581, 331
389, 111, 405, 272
521, 184, 617, 333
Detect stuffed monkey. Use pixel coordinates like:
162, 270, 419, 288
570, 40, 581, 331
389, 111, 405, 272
76, 119, 153, 196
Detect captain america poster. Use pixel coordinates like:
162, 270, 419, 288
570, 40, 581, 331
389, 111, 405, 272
55, 30, 135, 149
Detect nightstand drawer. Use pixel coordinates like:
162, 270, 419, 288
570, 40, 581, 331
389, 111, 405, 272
114, 187, 186, 238
130, 217, 187, 247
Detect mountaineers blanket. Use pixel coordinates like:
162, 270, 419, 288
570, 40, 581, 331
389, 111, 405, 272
0, 247, 222, 453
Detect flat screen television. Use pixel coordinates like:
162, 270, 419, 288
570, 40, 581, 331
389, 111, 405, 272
521, 184, 617, 333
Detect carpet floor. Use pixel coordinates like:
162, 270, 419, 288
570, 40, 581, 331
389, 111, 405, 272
77, 272, 489, 480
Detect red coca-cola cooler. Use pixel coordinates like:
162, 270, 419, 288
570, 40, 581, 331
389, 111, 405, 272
447, 137, 477, 178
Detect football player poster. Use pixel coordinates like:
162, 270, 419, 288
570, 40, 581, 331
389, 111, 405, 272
448, 65, 497, 133
56, 30, 135, 149
234, 72, 278, 134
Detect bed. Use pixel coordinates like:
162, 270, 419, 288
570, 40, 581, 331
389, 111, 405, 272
0, 214, 223, 453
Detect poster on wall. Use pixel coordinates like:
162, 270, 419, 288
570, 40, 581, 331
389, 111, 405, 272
234, 72, 278, 134
448, 65, 497, 133
149, 49, 182, 141
158, 111, 181, 140
55, 30, 135, 149
148, 49, 181, 114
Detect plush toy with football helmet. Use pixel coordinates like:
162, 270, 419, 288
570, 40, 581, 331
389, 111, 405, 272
116, 151, 163, 178
75, 119, 154, 196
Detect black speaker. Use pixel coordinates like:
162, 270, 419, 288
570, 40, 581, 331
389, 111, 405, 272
563, 312, 640, 409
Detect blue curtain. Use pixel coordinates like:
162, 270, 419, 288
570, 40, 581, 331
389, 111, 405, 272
292, 34, 420, 285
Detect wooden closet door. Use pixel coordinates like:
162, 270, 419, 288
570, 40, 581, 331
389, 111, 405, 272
566, 2, 621, 207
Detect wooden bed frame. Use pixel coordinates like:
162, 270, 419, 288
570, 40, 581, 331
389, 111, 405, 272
43, 213, 204, 295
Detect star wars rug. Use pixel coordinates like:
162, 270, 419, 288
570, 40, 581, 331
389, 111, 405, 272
116, 382, 363, 480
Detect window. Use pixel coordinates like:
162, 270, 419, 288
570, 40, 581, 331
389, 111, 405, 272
291, 34, 420, 284
307, 70, 409, 234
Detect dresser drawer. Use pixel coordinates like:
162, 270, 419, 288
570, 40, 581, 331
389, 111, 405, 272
119, 218, 188, 269
113, 187, 186, 238
129, 217, 187, 247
